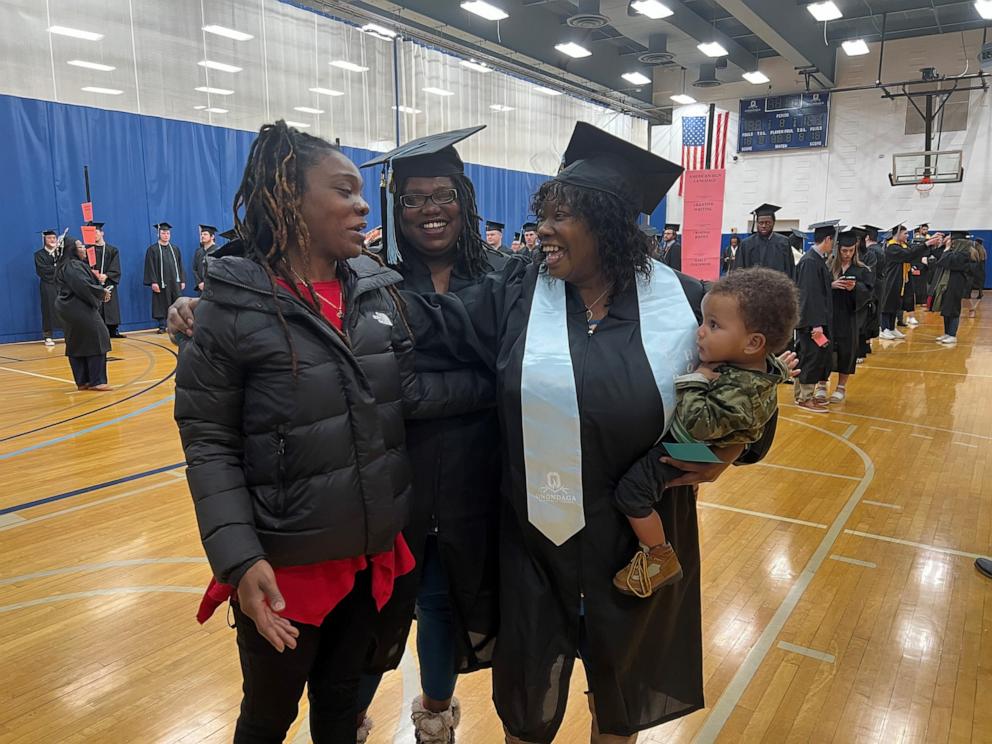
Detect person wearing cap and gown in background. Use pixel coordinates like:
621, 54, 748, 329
640, 224, 661, 260
901, 223, 930, 327
54, 234, 112, 391
968, 237, 986, 317
794, 221, 837, 412
34, 229, 62, 346
143, 222, 185, 332
733, 204, 797, 281
399, 122, 786, 744
930, 231, 977, 346
878, 225, 943, 340
720, 233, 741, 275
510, 231, 523, 254
818, 227, 872, 403
857, 225, 885, 359
87, 222, 124, 338
659, 223, 681, 270
521, 222, 539, 256
192, 224, 218, 292
485, 220, 508, 253
354, 125, 507, 742
789, 229, 806, 265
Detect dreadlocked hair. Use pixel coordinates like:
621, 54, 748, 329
393, 172, 493, 278
530, 179, 652, 294
232, 120, 342, 374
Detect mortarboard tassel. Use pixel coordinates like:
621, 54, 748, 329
383, 165, 401, 265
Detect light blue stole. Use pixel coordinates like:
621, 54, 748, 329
519, 262, 698, 546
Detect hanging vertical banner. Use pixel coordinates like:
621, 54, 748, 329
681, 169, 725, 281
81, 201, 94, 222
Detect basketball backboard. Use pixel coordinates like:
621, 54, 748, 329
889, 150, 963, 186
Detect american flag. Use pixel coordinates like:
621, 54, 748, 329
679, 110, 731, 195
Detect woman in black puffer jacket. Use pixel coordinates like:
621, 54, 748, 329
174, 121, 417, 744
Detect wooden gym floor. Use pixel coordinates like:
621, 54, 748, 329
1, 309, 990, 744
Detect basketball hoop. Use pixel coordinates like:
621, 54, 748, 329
916, 175, 934, 197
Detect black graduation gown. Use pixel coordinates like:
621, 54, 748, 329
402, 259, 777, 741
92, 243, 122, 326
795, 249, 833, 384
830, 265, 872, 375
192, 244, 216, 291
932, 250, 973, 319
143, 243, 185, 319
720, 242, 738, 275
660, 239, 682, 271
364, 248, 506, 676
34, 247, 61, 334
861, 243, 885, 340
880, 239, 931, 314
54, 259, 111, 357
732, 232, 796, 281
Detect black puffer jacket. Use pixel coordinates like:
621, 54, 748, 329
174, 251, 416, 585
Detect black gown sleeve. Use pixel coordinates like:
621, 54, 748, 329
143, 246, 157, 285
193, 247, 206, 287
105, 246, 122, 286
796, 257, 828, 328
176, 246, 187, 284
65, 261, 107, 308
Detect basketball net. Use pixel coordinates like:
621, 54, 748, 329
916, 175, 934, 198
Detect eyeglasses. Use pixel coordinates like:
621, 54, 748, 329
399, 189, 458, 209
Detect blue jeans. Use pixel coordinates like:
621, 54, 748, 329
944, 315, 960, 337
881, 312, 896, 331
357, 537, 458, 710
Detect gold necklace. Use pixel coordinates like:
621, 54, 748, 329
291, 269, 344, 319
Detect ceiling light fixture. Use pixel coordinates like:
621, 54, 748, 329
309, 86, 345, 96
330, 60, 369, 72
392, 105, 422, 114
697, 41, 729, 57
460, 1, 509, 21
81, 86, 123, 95
194, 105, 207, 110
489, 104, 514, 112
48, 25, 103, 41
460, 59, 491, 73
361, 23, 397, 40
622, 71, 652, 86
842, 38, 870, 56
285, 121, 312, 128
555, 41, 592, 58
67, 60, 115, 72
195, 86, 234, 95
975, 0, 992, 19
742, 70, 770, 84
670, 93, 697, 104
201, 25, 254, 41
806, 2, 843, 22
631, 1, 673, 19
534, 85, 562, 95
198, 60, 243, 73
294, 106, 324, 114
422, 86, 455, 96
205, 107, 229, 114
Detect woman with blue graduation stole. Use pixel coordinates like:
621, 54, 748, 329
401, 122, 781, 743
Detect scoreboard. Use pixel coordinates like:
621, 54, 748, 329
738, 92, 830, 153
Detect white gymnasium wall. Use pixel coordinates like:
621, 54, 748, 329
653, 30, 991, 232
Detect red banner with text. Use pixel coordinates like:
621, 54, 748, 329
681, 169, 725, 282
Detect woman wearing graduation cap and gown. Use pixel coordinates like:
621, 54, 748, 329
401, 122, 786, 743
733, 204, 797, 281
143, 222, 186, 332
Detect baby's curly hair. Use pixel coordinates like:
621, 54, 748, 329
707, 268, 799, 353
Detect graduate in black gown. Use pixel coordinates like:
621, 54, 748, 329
732, 203, 797, 280
794, 221, 837, 411
87, 222, 124, 337
820, 228, 873, 403
720, 233, 741, 275
878, 225, 943, 339
54, 235, 112, 391
192, 224, 218, 292
143, 222, 185, 332
640, 224, 661, 260
659, 222, 681, 270
33, 229, 61, 345
401, 123, 784, 743
485, 220, 508, 253
858, 224, 885, 357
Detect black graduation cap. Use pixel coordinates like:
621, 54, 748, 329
837, 227, 860, 247
41, 229, 57, 236
808, 219, 840, 243
485, 220, 504, 232
199, 224, 218, 234
555, 122, 682, 215
522, 222, 538, 232
85, 221, 106, 229
664, 223, 680, 232
789, 229, 805, 250
219, 228, 238, 241
513, 232, 522, 242
360, 125, 487, 263
860, 224, 880, 240
949, 230, 970, 240
752, 203, 781, 218
154, 222, 173, 230
639, 224, 660, 237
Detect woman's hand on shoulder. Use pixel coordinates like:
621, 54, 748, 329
661, 443, 744, 488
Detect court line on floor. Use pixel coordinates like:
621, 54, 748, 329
862, 500, 901, 510
0, 337, 177, 443
844, 529, 984, 560
694, 418, 874, 744
860, 365, 992, 379
0, 558, 208, 586
829, 555, 877, 569
0, 460, 185, 514
0, 477, 180, 533
953, 441, 979, 449
841, 425, 857, 440
0, 395, 176, 462
779, 405, 991, 441
776, 641, 836, 664
751, 462, 861, 481
910, 433, 934, 440
869, 425, 892, 433
0, 585, 203, 613
697, 502, 828, 529
0, 365, 75, 384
